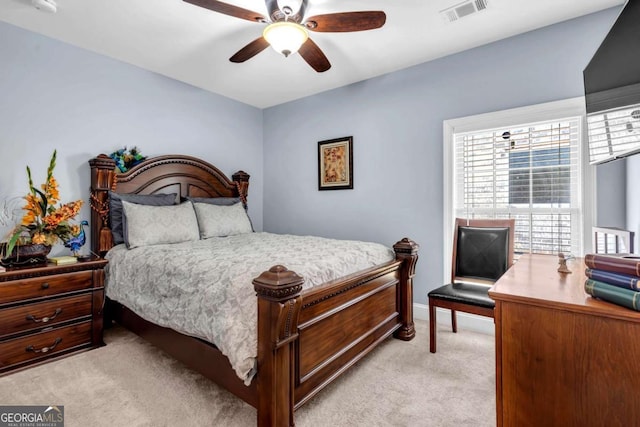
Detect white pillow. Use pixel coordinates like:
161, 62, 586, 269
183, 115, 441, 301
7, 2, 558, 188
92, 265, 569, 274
193, 202, 253, 238
122, 201, 200, 248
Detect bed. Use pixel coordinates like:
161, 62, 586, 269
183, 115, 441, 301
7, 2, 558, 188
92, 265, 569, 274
88, 154, 419, 426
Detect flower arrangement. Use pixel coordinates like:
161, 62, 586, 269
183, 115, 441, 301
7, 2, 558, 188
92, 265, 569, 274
109, 146, 146, 173
3, 150, 84, 258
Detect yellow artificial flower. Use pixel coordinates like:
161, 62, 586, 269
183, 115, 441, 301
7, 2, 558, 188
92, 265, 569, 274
31, 233, 47, 245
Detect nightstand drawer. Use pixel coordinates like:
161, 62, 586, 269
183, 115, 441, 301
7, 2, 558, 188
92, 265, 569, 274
0, 271, 93, 305
0, 294, 93, 339
0, 321, 92, 371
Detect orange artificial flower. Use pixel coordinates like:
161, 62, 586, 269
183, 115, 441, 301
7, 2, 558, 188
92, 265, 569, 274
42, 176, 60, 205
21, 210, 37, 227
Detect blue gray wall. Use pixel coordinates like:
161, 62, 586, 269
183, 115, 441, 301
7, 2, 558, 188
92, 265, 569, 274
597, 159, 627, 228
263, 7, 626, 298
0, 22, 264, 253
1, 7, 633, 299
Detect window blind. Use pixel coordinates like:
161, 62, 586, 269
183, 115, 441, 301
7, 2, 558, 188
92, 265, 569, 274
454, 118, 581, 255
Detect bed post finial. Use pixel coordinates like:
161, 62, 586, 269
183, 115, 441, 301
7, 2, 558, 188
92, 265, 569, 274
393, 238, 419, 341
232, 170, 250, 207
253, 265, 303, 427
89, 155, 117, 257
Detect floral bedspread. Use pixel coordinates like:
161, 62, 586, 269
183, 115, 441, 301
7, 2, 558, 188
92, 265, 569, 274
105, 232, 394, 385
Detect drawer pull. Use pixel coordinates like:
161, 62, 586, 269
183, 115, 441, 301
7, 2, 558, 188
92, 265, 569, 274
26, 308, 63, 324
41, 282, 50, 290
26, 337, 62, 354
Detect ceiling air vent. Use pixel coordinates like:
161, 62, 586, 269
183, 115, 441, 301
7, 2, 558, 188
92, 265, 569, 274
440, 0, 488, 23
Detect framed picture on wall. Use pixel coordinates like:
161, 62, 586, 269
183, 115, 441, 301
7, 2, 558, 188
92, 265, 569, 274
318, 136, 353, 191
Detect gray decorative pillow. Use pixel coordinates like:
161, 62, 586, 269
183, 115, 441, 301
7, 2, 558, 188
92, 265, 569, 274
109, 192, 177, 245
193, 202, 253, 238
122, 201, 200, 249
186, 196, 241, 206
187, 196, 253, 232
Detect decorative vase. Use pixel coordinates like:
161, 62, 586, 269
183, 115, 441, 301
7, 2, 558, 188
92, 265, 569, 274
0, 243, 52, 267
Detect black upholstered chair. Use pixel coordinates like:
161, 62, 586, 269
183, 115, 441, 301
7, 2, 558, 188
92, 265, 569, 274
428, 218, 515, 353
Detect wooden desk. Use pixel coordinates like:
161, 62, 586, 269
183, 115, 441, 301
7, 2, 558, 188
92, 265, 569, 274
489, 253, 640, 427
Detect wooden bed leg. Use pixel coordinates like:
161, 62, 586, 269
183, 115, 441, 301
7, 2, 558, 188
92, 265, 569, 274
253, 265, 304, 427
393, 238, 420, 341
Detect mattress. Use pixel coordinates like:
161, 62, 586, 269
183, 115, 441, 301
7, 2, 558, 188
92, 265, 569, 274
105, 232, 394, 384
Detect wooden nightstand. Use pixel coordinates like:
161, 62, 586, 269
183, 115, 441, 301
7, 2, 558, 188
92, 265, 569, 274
0, 258, 108, 375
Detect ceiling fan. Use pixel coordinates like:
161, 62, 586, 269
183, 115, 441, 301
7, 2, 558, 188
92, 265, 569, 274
183, 0, 386, 72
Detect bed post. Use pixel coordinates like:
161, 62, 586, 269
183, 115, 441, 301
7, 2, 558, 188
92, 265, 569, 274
89, 155, 117, 257
393, 238, 419, 341
232, 171, 250, 208
253, 265, 304, 427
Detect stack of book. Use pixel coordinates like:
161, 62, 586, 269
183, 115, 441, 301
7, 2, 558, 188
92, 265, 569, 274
584, 253, 640, 311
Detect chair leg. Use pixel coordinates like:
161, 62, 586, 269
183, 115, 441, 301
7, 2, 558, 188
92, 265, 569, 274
451, 310, 457, 333
429, 298, 437, 353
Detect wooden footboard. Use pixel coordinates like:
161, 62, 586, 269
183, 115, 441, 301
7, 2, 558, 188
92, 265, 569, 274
253, 238, 418, 426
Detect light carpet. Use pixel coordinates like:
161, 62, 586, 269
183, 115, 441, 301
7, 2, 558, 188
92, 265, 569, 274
0, 320, 495, 426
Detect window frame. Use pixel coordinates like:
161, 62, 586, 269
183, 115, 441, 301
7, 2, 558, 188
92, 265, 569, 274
443, 97, 595, 280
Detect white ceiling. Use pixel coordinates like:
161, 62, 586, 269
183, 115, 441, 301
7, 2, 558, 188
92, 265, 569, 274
0, 0, 624, 108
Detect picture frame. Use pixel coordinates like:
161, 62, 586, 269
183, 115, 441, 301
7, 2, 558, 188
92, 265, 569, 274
318, 136, 353, 191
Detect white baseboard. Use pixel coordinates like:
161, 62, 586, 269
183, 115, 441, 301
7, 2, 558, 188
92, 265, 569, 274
413, 303, 495, 336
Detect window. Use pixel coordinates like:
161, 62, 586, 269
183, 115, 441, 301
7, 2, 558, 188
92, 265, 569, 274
444, 98, 593, 272
456, 119, 580, 254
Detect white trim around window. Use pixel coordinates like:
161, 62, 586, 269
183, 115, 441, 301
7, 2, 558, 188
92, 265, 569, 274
443, 97, 596, 281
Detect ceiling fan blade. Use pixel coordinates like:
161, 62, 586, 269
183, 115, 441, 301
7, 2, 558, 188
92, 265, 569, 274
184, 0, 266, 23
298, 38, 331, 73
305, 11, 386, 32
230, 37, 270, 63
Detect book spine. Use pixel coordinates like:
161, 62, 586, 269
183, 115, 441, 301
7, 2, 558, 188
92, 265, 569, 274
584, 279, 640, 311
584, 254, 640, 277
585, 268, 640, 291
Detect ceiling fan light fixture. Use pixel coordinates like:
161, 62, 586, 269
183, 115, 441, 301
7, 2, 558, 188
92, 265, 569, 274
263, 22, 308, 57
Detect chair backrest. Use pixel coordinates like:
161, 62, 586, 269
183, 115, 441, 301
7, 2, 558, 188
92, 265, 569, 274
451, 218, 515, 284
592, 226, 634, 254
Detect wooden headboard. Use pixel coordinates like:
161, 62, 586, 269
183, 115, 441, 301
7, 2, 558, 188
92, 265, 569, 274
88, 154, 250, 256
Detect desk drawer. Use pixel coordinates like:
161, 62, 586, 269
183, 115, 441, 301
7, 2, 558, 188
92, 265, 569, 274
0, 271, 93, 305
0, 321, 92, 371
0, 294, 93, 339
